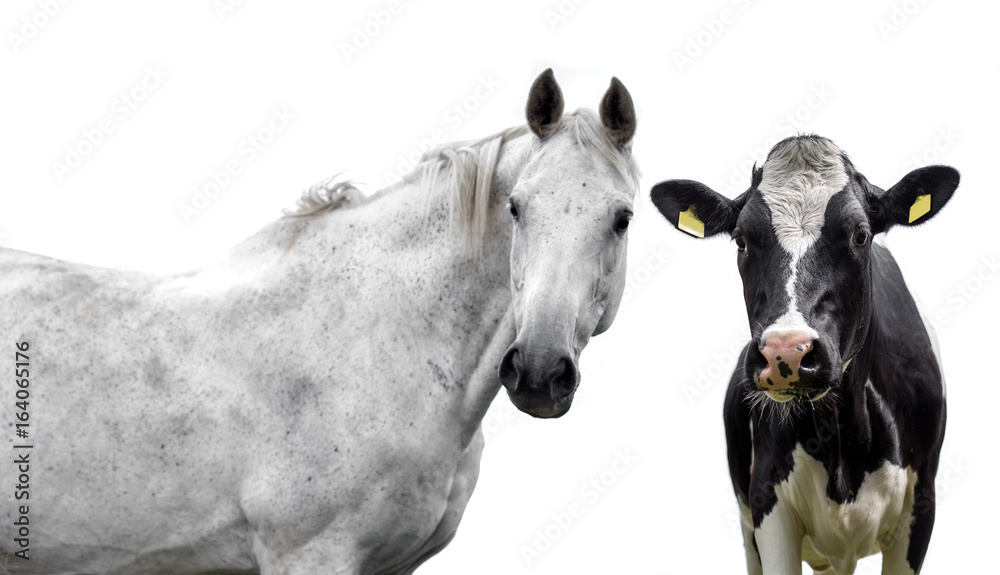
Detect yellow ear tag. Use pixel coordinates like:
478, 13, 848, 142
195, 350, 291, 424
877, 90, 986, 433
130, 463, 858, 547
908, 190, 931, 223
677, 205, 705, 238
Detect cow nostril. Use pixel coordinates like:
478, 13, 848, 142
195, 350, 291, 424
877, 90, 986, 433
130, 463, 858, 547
759, 335, 816, 374
799, 343, 818, 371
498, 347, 522, 391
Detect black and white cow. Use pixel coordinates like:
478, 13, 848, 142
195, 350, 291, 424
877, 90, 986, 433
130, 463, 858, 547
651, 135, 958, 574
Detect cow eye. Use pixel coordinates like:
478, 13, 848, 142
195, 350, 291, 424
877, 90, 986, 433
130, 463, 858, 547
614, 211, 632, 234
733, 230, 747, 252
853, 226, 870, 246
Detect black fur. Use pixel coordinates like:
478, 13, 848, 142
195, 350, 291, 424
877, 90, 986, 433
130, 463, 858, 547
652, 136, 958, 573
728, 243, 946, 572
649, 180, 745, 238
869, 165, 960, 233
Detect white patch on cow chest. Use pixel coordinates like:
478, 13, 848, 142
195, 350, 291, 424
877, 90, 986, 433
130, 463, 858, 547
758, 138, 848, 341
760, 443, 917, 573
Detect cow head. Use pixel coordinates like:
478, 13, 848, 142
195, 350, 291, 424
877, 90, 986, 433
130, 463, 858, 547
651, 135, 958, 404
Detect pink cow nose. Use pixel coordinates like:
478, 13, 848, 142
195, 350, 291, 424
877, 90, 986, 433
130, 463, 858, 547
758, 333, 814, 390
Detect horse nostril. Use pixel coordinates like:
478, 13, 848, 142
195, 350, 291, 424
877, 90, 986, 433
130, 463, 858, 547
548, 357, 578, 398
498, 346, 522, 391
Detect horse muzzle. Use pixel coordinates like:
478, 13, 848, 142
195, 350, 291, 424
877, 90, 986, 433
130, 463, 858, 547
498, 343, 579, 418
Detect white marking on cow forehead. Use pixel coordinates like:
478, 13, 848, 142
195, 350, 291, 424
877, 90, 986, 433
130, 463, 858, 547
759, 137, 848, 258
758, 138, 848, 341
761, 310, 818, 345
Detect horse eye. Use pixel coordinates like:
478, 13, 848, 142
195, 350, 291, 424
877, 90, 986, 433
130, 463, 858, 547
614, 213, 631, 233
853, 226, 870, 246
508, 201, 519, 219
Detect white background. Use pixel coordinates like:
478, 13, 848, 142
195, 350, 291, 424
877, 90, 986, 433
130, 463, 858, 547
3, 0, 997, 573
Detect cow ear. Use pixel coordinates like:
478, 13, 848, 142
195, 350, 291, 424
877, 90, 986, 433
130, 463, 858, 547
526, 68, 564, 139
650, 179, 740, 239
869, 165, 959, 234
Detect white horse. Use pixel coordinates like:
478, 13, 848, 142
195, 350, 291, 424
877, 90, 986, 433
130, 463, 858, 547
1, 69, 639, 574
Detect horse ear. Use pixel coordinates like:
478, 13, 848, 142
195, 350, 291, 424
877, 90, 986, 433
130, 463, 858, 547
650, 179, 741, 239
526, 68, 564, 139
600, 77, 636, 147
869, 165, 959, 234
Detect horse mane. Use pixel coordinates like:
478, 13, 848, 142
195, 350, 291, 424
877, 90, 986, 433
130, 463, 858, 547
285, 108, 640, 256
284, 174, 369, 217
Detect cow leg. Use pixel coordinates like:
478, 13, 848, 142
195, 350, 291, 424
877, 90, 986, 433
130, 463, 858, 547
879, 466, 933, 575
905, 480, 936, 574
738, 501, 763, 575
881, 477, 934, 575
754, 502, 804, 575
881, 536, 916, 575
879, 498, 915, 574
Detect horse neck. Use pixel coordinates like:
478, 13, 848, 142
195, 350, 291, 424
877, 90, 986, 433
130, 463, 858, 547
218, 131, 531, 284
217, 131, 533, 441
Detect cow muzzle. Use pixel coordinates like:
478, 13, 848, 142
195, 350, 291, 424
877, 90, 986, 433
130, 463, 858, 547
752, 331, 832, 402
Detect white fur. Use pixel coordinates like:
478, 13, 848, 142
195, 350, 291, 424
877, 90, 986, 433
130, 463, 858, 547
739, 500, 764, 575
758, 137, 848, 344
286, 110, 639, 261
752, 444, 917, 574
0, 111, 638, 573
